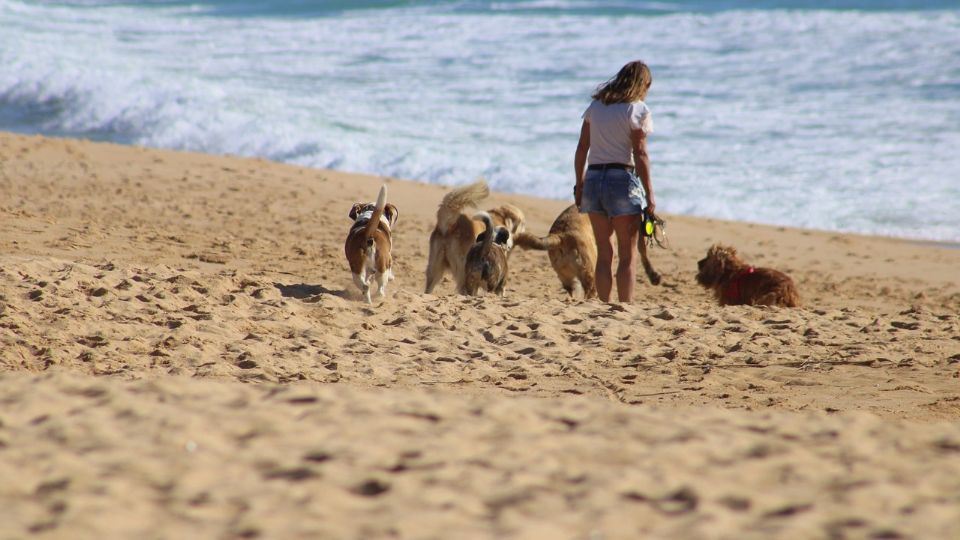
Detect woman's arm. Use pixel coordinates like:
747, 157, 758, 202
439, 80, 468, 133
574, 120, 590, 207
630, 129, 655, 215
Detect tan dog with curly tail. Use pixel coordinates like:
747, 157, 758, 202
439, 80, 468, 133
344, 185, 398, 303
696, 244, 800, 307
424, 179, 525, 294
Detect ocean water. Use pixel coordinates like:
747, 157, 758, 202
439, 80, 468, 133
2, 0, 958, 242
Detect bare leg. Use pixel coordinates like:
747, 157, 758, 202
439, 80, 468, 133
612, 215, 640, 302
588, 213, 614, 302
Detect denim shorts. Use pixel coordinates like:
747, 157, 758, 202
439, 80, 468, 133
579, 168, 645, 217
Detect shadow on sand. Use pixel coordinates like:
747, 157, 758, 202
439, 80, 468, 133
273, 282, 350, 300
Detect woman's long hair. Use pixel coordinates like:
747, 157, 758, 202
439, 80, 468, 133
592, 61, 652, 105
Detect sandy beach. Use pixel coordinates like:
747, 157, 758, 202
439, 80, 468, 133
1, 131, 959, 539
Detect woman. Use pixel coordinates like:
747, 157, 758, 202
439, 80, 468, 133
574, 60, 656, 303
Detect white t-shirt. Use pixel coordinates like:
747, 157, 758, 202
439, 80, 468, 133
582, 100, 653, 167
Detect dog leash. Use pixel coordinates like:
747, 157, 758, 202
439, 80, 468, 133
643, 213, 669, 249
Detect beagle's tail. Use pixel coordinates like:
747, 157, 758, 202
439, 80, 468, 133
363, 185, 388, 247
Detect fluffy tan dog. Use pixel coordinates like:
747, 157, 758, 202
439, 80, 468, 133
462, 212, 512, 296
344, 185, 399, 303
424, 179, 525, 294
696, 244, 800, 307
515, 204, 662, 299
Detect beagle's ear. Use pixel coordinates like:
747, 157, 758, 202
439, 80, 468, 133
384, 204, 399, 227
348, 203, 363, 220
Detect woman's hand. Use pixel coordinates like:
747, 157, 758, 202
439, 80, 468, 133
574, 183, 583, 208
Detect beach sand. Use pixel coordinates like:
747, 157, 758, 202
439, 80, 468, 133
1, 132, 959, 538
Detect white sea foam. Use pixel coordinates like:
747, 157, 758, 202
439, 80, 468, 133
1, 1, 958, 241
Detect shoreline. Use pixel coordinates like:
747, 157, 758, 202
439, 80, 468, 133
5, 131, 956, 249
